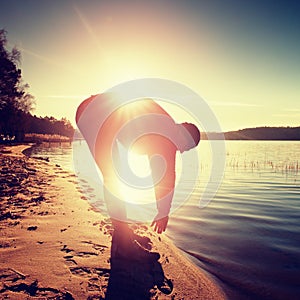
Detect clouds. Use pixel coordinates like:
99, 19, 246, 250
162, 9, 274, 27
273, 108, 300, 118
210, 101, 263, 108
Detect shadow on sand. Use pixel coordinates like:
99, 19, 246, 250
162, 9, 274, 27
105, 231, 173, 300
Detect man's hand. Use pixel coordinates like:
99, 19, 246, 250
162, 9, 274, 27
151, 215, 169, 234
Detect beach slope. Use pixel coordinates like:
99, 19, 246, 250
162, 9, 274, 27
0, 144, 226, 299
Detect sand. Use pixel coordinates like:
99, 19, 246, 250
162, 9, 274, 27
0, 144, 226, 300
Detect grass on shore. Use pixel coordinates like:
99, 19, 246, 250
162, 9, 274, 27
24, 133, 71, 143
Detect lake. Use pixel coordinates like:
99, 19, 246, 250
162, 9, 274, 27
28, 140, 300, 299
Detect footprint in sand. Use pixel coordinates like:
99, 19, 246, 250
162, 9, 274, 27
63, 255, 78, 266
0, 268, 74, 299
69, 266, 110, 294
69, 268, 110, 299
69, 266, 92, 278
61, 244, 103, 258
76, 251, 98, 257
60, 242, 110, 298
87, 277, 101, 292
61, 242, 108, 268
82, 240, 108, 253
87, 269, 110, 294
61, 245, 74, 253
98, 220, 114, 236
0, 241, 12, 248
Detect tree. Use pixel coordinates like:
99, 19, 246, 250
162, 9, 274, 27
0, 29, 35, 141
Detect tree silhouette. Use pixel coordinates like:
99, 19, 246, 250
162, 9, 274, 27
0, 29, 35, 141
28, 115, 74, 138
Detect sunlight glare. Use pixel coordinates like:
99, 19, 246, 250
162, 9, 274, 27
118, 141, 155, 205
128, 150, 151, 178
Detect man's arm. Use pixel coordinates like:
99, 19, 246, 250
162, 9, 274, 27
149, 144, 176, 233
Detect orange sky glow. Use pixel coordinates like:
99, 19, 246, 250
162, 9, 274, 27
1, 1, 299, 132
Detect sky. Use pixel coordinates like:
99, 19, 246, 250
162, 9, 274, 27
0, 0, 299, 132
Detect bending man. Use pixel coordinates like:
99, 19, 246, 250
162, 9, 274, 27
76, 93, 200, 243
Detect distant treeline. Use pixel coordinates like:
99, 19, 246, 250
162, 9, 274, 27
27, 116, 74, 138
0, 112, 74, 142
27, 115, 74, 138
201, 126, 300, 140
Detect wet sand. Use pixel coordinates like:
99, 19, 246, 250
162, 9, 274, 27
0, 144, 226, 299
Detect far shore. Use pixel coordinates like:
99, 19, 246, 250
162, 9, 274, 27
0, 144, 226, 299
2, 125, 300, 145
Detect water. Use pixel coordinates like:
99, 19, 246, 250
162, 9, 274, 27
28, 141, 300, 299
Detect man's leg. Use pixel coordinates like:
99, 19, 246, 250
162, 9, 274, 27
99, 141, 160, 260
101, 141, 130, 235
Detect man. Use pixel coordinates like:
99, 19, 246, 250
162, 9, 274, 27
76, 93, 200, 254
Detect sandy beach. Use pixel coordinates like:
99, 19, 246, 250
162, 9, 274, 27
0, 144, 226, 300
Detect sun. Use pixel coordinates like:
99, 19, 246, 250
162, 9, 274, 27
117, 141, 156, 205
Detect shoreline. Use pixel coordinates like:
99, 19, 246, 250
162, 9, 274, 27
0, 144, 226, 299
